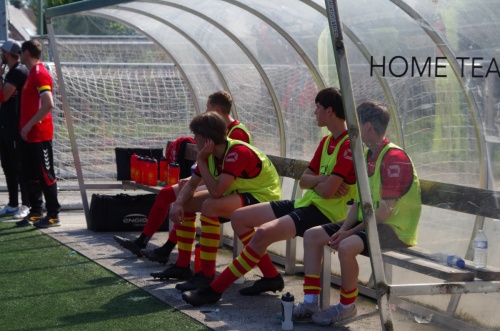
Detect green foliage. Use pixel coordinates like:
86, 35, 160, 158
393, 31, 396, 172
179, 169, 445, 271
27, 0, 138, 35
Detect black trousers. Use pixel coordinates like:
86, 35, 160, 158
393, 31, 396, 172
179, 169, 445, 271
20, 140, 60, 216
0, 131, 30, 207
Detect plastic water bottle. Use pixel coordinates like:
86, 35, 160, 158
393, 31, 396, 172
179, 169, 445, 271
430, 253, 465, 269
281, 292, 294, 330
159, 157, 168, 183
130, 153, 139, 181
167, 162, 180, 186
473, 229, 488, 268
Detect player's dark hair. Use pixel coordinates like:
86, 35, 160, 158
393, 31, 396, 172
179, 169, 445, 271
315, 87, 345, 120
208, 91, 233, 115
190, 112, 227, 144
357, 100, 390, 135
21, 39, 42, 59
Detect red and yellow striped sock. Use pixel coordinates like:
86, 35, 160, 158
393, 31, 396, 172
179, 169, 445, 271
174, 212, 196, 268
303, 274, 321, 295
211, 245, 261, 293
339, 286, 358, 306
200, 214, 220, 278
239, 230, 278, 279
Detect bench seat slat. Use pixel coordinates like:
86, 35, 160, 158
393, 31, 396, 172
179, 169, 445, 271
419, 179, 500, 219
403, 247, 500, 281
382, 250, 475, 282
267, 155, 308, 180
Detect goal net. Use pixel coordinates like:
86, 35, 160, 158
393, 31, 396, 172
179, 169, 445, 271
47, 37, 196, 183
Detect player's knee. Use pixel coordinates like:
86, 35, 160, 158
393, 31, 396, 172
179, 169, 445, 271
304, 227, 326, 248
200, 198, 216, 215
337, 238, 362, 260
251, 227, 270, 247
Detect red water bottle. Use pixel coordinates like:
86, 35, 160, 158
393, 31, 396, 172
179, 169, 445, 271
148, 158, 158, 186
144, 157, 152, 185
136, 157, 145, 184
130, 153, 139, 181
135, 157, 142, 184
159, 157, 168, 183
167, 162, 180, 186
193, 243, 201, 273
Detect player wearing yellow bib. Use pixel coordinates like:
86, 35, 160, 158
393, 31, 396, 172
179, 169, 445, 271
182, 87, 357, 306
114, 91, 253, 263
150, 111, 281, 293
293, 100, 421, 326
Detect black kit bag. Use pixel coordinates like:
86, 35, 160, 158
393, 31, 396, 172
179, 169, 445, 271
89, 193, 169, 232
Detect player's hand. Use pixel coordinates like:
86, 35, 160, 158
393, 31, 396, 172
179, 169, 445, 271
20, 124, 31, 141
335, 182, 349, 197
169, 202, 184, 225
197, 138, 214, 161
328, 230, 349, 250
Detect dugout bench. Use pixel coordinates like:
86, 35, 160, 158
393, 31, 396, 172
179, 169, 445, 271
122, 142, 500, 330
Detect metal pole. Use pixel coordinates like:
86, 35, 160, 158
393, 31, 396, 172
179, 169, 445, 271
0, 0, 8, 41
324, 1, 394, 330
46, 19, 91, 225
37, 0, 44, 35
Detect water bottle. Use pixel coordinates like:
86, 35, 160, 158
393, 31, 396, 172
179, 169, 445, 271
147, 158, 158, 186
159, 157, 168, 183
167, 162, 180, 186
473, 229, 488, 268
429, 253, 465, 269
136, 157, 145, 184
281, 292, 294, 330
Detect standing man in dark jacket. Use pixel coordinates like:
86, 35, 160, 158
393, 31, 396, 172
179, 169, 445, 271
0, 40, 30, 219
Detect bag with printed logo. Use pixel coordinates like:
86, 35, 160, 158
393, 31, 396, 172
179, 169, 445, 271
89, 193, 169, 231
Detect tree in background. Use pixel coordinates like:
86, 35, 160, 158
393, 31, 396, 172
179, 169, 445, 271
23, 0, 137, 35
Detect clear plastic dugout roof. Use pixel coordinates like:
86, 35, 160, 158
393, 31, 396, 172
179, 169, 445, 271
44, 1, 499, 329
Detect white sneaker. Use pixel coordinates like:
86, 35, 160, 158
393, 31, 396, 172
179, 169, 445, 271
312, 303, 357, 326
292, 301, 319, 321
0, 205, 19, 217
13, 205, 30, 219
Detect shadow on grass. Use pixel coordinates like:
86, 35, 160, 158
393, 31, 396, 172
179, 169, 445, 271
0, 225, 38, 236
18, 277, 176, 331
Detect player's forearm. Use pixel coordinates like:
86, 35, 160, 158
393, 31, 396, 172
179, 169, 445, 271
299, 172, 326, 190
374, 199, 396, 224
174, 179, 198, 205
341, 203, 360, 230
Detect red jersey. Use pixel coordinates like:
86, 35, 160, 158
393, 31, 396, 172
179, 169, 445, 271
308, 131, 356, 185
20, 62, 54, 142
193, 144, 261, 179
227, 120, 251, 144
366, 138, 414, 199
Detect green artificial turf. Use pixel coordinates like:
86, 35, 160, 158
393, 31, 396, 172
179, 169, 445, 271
0, 222, 209, 331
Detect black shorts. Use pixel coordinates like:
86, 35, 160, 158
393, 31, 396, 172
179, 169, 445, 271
321, 221, 406, 255
270, 200, 331, 237
219, 192, 259, 224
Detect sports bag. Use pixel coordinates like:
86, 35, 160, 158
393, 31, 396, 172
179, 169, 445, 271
89, 193, 169, 232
